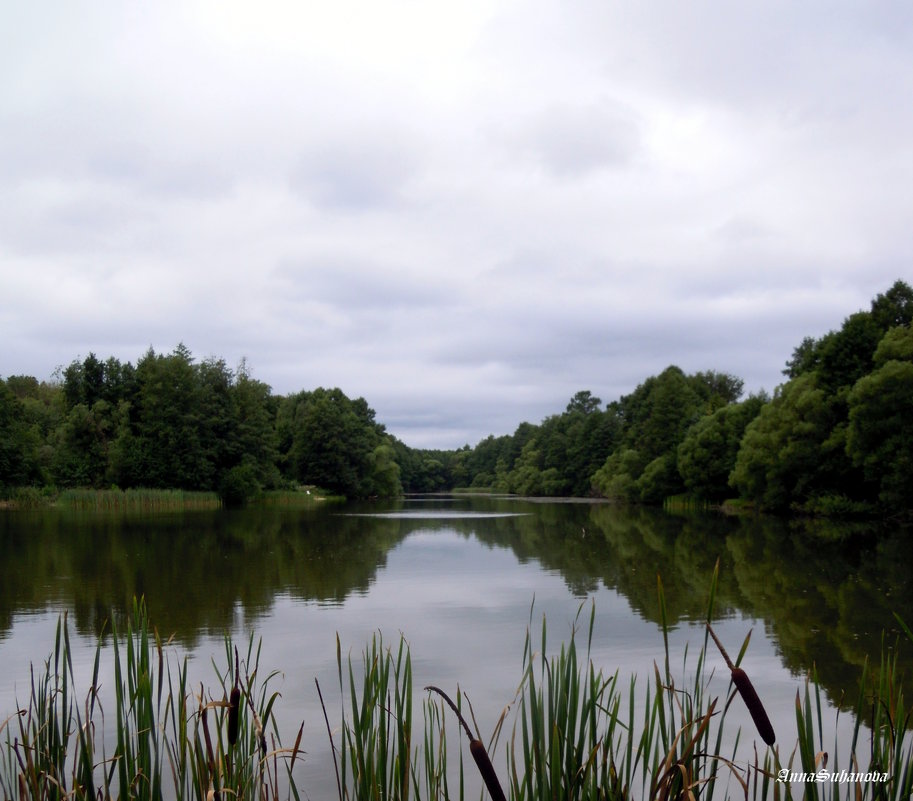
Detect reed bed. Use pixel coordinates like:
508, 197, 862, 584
2, 578, 911, 800
663, 494, 715, 513
2, 487, 51, 509
252, 489, 341, 507
0, 599, 300, 801
57, 488, 222, 512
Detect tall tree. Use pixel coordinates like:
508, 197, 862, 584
846, 326, 913, 514
126, 345, 210, 489
729, 375, 844, 511
677, 394, 766, 501
285, 387, 388, 497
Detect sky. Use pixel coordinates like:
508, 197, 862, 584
1, 1, 911, 449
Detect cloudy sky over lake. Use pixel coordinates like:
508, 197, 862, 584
2, 1, 911, 448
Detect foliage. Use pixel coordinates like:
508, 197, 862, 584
741, 279, 913, 515
219, 463, 263, 506
591, 447, 646, 501
846, 327, 913, 514
280, 387, 397, 498
729, 375, 836, 511
589, 367, 742, 503
676, 395, 766, 501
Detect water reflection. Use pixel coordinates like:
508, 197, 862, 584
0, 496, 909, 711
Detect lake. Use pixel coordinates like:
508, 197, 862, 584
1, 494, 910, 797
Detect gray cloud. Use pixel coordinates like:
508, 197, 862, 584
1, 0, 911, 448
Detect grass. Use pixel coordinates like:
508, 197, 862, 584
663, 494, 716, 513
0, 486, 341, 511
0, 599, 299, 800
57, 488, 222, 512
2, 571, 911, 800
253, 488, 343, 507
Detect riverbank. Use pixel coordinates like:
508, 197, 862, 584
0, 486, 338, 511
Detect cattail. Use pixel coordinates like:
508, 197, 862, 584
707, 624, 776, 746
227, 687, 241, 746
469, 739, 508, 801
426, 686, 507, 801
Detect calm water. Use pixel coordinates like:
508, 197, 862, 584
0, 495, 910, 796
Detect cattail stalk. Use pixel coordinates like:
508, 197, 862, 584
707, 624, 776, 746
425, 685, 507, 801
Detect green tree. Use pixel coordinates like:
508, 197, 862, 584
508, 439, 545, 495
677, 394, 766, 501
126, 345, 210, 489
691, 371, 744, 411
364, 442, 403, 497
620, 366, 704, 462
591, 448, 646, 501
196, 357, 240, 486
0, 377, 55, 488
52, 401, 112, 487
869, 279, 913, 330
635, 454, 679, 504
814, 312, 883, 394
232, 363, 281, 489
0, 380, 31, 489
730, 375, 840, 511
846, 326, 913, 514
590, 366, 711, 503
566, 390, 601, 415
285, 387, 389, 498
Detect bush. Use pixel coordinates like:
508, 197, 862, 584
219, 464, 262, 507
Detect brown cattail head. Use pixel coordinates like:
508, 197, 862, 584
469, 739, 507, 801
708, 624, 775, 746
731, 667, 776, 746
426, 686, 507, 801
227, 687, 241, 746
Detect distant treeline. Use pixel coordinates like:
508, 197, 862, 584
1, 280, 911, 516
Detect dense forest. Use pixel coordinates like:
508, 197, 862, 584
1, 280, 911, 517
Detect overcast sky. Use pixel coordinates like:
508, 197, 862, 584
1, 1, 911, 448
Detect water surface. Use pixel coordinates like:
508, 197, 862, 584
0, 495, 909, 796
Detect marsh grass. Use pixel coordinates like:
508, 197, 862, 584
0, 599, 301, 801
663, 494, 715, 513
57, 488, 222, 512
253, 489, 342, 507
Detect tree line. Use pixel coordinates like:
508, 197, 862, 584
0, 345, 401, 503
1, 280, 911, 516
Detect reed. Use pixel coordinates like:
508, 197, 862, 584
253, 489, 341, 507
56, 488, 222, 512
335, 632, 414, 801
783, 636, 913, 801
0, 599, 301, 801
663, 494, 715, 513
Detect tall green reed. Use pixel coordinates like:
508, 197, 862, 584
0, 599, 301, 800
336, 633, 414, 801
785, 632, 913, 801
56, 488, 221, 512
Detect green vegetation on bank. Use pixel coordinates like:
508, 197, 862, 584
1, 280, 912, 516
3, 579, 911, 800
0, 487, 337, 512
